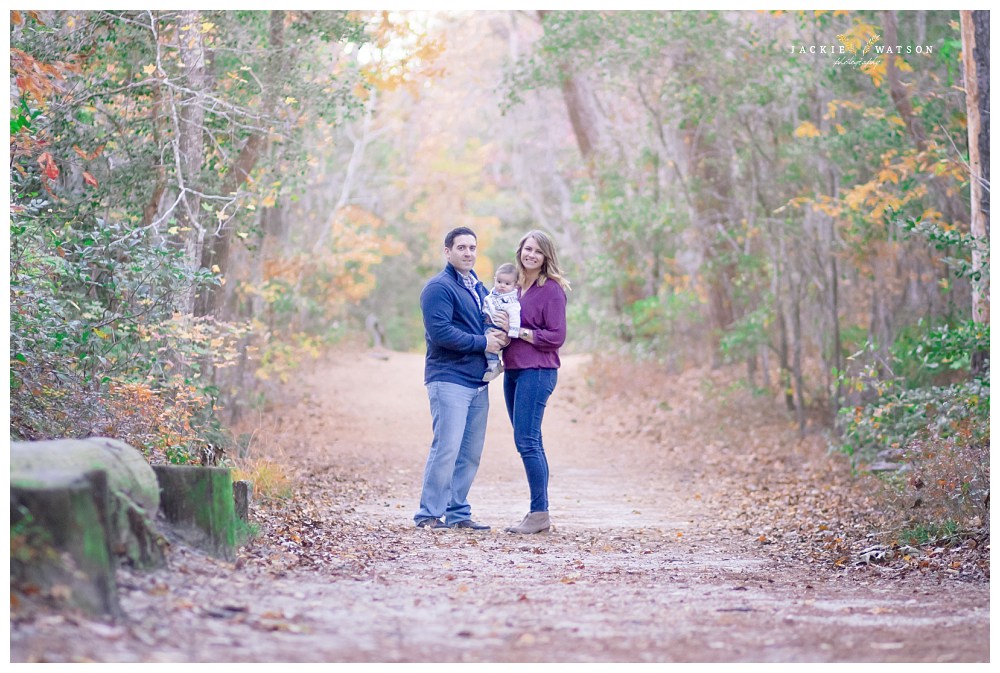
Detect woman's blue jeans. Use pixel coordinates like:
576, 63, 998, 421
414, 381, 489, 525
503, 367, 558, 513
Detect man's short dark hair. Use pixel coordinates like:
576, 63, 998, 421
445, 227, 477, 249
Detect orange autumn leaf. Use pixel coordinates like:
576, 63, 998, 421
73, 144, 105, 161
38, 152, 59, 180
83, 171, 98, 187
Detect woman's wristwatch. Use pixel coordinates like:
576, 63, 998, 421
519, 328, 530, 340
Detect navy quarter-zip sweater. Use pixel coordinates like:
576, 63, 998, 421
421, 263, 490, 388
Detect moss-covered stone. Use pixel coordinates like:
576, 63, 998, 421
153, 465, 239, 560
11, 470, 122, 617
10, 438, 166, 569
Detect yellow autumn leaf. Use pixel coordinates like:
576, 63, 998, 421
835, 123, 847, 135
794, 121, 822, 138
863, 59, 886, 88
878, 168, 899, 184
887, 115, 905, 127
825, 101, 838, 120
211, 264, 221, 273
200, 22, 215, 33
143, 63, 156, 75
167, 226, 179, 235
894, 56, 913, 72
844, 183, 874, 211
284, 97, 298, 105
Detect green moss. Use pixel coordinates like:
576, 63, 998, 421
77, 499, 111, 568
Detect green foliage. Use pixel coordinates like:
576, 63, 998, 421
623, 292, 703, 357
889, 320, 987, 388
899, 217, 989, 284
9, 10, 370, 459
839, 373, 987, 459
837, 326, 989, 538
718, 304, 772, 364
836, 208, 988, 464
837, 320, 988, 461
896, 520, 959, 546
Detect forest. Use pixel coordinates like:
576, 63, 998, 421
9, 9, 989, 550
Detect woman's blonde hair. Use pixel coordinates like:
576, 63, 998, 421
515, 230, 571, 292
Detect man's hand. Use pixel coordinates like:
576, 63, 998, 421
485, 330, 509, 353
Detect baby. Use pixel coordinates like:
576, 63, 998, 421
482, 263, 521, 382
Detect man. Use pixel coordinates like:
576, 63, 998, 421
413, 227, 508, 530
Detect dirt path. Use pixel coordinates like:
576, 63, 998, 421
10, 349, 990, 663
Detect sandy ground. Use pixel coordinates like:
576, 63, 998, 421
9, 348, 990, 664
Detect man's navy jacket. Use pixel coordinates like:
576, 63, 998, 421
420, 263, 489, 388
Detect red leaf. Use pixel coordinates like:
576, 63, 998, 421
38, 152, 59, 181
73, 144, 104, 161
83, 171, 98, 187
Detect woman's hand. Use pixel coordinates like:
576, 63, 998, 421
493, 310, 510, 333
518, 328, 533, 344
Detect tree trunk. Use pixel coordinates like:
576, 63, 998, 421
883, 11, 927, 152
537, 10, 604, 176
196, 10, 286, 318
787, 280, 807, 436
175, 9, 209, 315
827, 214, 843, 419
960, 10, 990, 376
142, 79, 168, 227
776, 292, 795, 412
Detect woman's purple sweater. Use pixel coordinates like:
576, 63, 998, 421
503, 279, 567, 370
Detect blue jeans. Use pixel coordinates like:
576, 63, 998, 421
484, 320, 502, 370
414, 381, 489, 525
503, 368, 558, 513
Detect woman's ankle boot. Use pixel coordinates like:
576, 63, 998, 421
505, 511, 550, 534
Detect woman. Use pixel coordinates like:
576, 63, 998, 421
502, 230, 570, 534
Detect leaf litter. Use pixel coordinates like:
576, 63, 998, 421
10, 349, 989, 663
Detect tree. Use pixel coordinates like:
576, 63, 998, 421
960, 10, 989, 376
